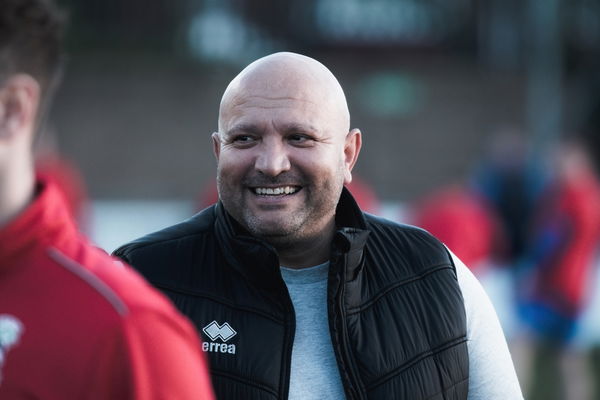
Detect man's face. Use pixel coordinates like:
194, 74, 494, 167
214, 85, 357, 246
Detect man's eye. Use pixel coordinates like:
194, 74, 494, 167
232, 135, 255, 144
288, 134, 311, 144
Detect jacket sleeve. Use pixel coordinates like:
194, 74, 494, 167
120, 308, 215, 400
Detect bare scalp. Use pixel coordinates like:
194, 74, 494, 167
218, 52, 350, 136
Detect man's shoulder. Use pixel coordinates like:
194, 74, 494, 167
113, 205, 216, 261
363, 212, 440, 242
362, 213, 454, 270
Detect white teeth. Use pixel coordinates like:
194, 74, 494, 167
254, 186, 298, 195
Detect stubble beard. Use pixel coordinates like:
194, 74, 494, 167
217, 169, 345, 250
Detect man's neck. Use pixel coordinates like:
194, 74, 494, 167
0, 160, 35, 228
276, 224, 336, 270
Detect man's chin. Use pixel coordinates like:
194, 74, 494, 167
249, 224, 296, 239
244, 218, 299, 241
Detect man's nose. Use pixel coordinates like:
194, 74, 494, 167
254, 141, 291, 176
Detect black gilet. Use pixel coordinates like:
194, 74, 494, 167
114, 188, 469, 399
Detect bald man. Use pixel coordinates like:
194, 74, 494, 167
115, 52, 523, 400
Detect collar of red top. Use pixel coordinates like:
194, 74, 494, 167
0, 180, 78, 267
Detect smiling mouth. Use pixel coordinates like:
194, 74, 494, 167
252, 186, 300, 195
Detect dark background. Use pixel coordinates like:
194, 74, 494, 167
50, 0, 599, 202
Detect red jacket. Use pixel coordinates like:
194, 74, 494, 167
529, 170, 600, 315
0, 181, 214, 399
413, 185, 497, 271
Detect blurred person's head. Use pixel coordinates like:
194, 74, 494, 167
483, 126, 529, 171
0, 0, 65, 225
552, 134, 599, 182
212, 52, 361, 266
0, 0, 64, 120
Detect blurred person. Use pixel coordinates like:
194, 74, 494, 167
0, 0, 214, 398
411, 183, 522, 342
467, 130, 549, 341
412, 184, 498, 273
115, 52, 522, 399
471, 129, 547, 267
517, 137, 600, 400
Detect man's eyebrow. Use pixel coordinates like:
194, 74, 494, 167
226, 123, 319, 135
225, 124, 262, 136
276, 122, 319, 134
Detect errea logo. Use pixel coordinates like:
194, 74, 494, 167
203, 321, 236, 341
0, 315, 24, 385
202, 321, 237, 354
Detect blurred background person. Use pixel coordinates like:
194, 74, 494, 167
470, 129, 548, 268
412, 183, 498, 274
516, 136, 600, 400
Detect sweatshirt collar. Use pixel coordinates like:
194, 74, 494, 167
0, 180, 78, 269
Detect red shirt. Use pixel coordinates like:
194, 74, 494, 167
532, 171, 600, 314
413, 185, 497, 271
0, 181, 214, 399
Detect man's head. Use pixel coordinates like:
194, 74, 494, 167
0, 0, 64, 142
213, 52, 361, 251
0, 0, 64, 225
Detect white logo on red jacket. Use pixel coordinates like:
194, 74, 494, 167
0, 315, 24, 385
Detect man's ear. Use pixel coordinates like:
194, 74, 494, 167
343, 128, 362, 184
211, 132, 221, 161
0, 74, 40, 141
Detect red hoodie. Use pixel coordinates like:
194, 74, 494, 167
0, 181, 214, 399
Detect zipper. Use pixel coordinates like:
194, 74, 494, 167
332, 253, 364, 400
280, 283, 296, 399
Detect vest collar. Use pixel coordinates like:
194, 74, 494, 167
332, 188, 371, 281
213, 187, 370, 289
